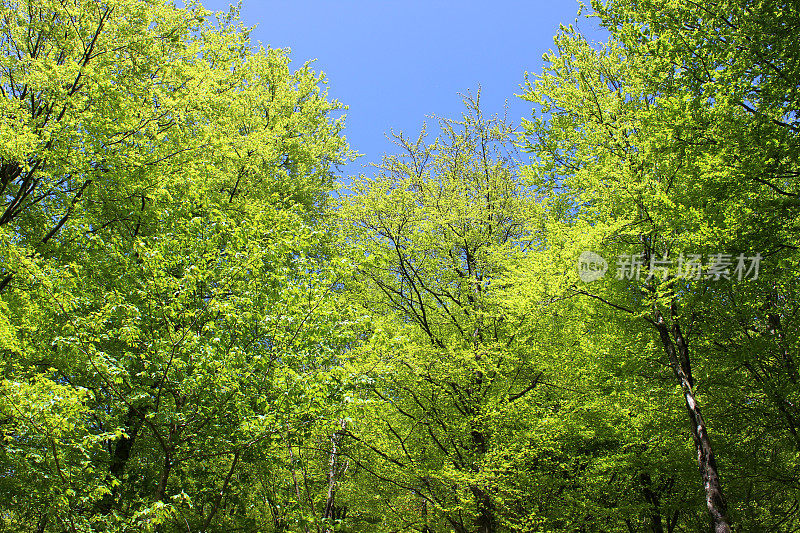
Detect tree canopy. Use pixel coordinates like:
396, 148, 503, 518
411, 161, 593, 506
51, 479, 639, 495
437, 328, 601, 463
1, 0, 798, 532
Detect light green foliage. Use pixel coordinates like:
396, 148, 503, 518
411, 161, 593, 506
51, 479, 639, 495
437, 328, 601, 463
338, 96, 572, 532
1, 0, 355, 531
2, 0, 799, 531
515, 1, 800, 530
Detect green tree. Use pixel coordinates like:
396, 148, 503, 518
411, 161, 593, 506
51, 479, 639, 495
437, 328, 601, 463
0, 1, 355, 531
338, 95, 552, 533
518, 0, 800, 529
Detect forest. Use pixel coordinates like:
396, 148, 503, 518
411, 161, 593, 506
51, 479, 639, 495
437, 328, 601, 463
0, 0, 798, 532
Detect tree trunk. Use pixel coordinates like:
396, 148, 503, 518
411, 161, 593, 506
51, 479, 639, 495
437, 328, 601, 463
201, 450, 241, 531
0, 272, 12, 294
421, 494, 433, 533
766, 288, 798, 385
285, 437, 311, 533
155, 452, 172, 503
653, 306, 731, 533
323, 420, 347, 532
639, 472, 664, 533
471, 485, 496, 533
34, 509, 48, 533
97, 406, 145, 514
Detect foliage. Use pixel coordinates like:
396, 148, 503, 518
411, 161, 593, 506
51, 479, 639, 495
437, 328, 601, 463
1, 0, 355, 531
2, 0, 798, 531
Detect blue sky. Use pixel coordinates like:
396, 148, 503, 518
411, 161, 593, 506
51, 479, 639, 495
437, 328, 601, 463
198, 1, 607, 182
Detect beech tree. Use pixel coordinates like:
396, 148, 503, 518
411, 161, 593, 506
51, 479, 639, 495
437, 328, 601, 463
0, 1, 354, 530
337, 95, 545, 533
3, 0, 799, 531
518, 1, 800, 530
